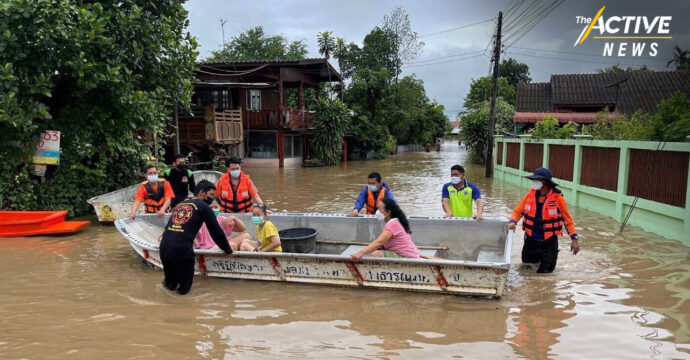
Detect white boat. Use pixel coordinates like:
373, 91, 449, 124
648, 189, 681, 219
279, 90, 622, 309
115, 213, 514, 298
87, 170, 223, 223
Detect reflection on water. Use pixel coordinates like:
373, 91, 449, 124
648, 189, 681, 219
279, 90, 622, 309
0, 142, 688, 359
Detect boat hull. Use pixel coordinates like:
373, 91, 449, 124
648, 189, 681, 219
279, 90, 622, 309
115, 213, 513, 297
0, 210, 90, 237
87, 170, 223, 223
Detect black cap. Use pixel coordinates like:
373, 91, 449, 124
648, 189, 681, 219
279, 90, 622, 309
526, 168, 558, 187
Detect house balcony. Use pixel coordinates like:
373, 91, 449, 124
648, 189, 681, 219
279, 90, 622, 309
242, 109, 316, 130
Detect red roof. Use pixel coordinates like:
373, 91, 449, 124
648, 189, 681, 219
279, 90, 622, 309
513, 112, 617, 124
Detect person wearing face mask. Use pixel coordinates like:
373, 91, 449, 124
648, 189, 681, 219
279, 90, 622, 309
158, 180, 233, 294
215, 157, 263, 213
349, 172, 397, 217
350, 198, 419, 261
507, 168, 579, 274
442, 165, 484, 220
193, 197, 251, 251
130, 164, 175, 218
238, 203, 282, 252
163, 154, 196, 209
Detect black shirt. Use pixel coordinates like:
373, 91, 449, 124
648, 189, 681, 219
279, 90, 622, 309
163, 167, 195, 199
160, 199, 232, 254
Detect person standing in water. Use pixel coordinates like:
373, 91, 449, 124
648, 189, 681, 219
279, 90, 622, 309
508, 168, 580, 273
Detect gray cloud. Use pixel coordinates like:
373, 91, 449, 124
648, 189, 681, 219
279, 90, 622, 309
184, 0, 690, 119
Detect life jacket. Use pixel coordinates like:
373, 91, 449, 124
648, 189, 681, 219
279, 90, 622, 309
365, 186, 386, 215
218, 172, 253, 213
142, 180, 166, 213
522, 189, 564, 240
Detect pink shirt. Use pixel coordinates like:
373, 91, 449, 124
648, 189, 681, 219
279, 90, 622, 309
194, 216, 234, 250
383, 218, 420, 258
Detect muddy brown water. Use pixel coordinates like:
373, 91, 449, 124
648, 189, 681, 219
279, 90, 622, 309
1, 142, 689, 359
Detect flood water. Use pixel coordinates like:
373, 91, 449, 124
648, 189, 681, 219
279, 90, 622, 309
1, 142, 689, 359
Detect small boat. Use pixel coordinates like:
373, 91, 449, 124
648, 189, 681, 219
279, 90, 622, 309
0, 210, 90, 237
87, 170, 224, 223
115, 213, 513, 298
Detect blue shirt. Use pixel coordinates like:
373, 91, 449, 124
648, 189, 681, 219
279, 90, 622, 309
354, 182, 397, 211
441, 180, 481, 200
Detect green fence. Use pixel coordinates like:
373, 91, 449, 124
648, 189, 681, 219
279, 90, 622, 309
493, 136, 690, 245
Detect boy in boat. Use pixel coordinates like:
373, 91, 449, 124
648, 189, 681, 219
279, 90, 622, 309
350, 172, 397, 217
193, 197, 251, 251
159, 180, 233, 294
350, 198, 419, 261
130, 165, 174, 218
237, 203, 282, 252
507, 168, 580, 273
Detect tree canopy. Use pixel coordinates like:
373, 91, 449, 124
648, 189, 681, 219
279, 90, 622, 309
205, 26, 307, 62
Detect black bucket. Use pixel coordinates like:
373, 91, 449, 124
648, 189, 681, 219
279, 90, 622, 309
278, 228, 318, 254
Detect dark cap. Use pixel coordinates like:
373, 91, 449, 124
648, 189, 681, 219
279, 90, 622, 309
526, 168, 558, 187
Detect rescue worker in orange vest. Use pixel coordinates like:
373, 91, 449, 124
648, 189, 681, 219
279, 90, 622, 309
215, 157, 263, 213
130, 164, 174, 218
508, 168, 580, 273
349, 172, 397, 216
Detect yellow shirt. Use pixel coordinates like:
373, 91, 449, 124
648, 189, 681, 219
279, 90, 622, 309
255, 221, 282, 252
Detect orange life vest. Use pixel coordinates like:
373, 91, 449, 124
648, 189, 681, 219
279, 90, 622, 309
142, 180, 166, 213
218, 172, 253, 213
522, 189, 564, 240
365, 186, 386, 215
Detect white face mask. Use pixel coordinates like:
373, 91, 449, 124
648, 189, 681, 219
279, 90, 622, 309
451, 176, 462, 185
375, 210, 385, 221
532, 180, 543, 191
230, 170, 240, 178
147, 174, 158, 183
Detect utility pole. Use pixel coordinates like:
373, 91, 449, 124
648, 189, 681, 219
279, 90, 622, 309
220, 18, 228, 45
485, 11, 502, 178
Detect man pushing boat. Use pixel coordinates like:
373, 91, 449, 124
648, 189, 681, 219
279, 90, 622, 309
159, 180, 233, 294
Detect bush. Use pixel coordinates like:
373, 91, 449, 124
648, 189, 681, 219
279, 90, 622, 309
312, 98, 350, 165
533, 115, 559, 138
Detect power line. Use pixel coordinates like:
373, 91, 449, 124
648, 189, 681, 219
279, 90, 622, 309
403, 53, 488, 68
502, 0, 541, 33
505, 50, 669, 69
404, 50, 485, 64
420, 18, 494, 37
506, 45, 673, 61
502, 0, 563, 47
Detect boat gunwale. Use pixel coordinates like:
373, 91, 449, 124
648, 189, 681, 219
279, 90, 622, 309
0, 210, 67, 226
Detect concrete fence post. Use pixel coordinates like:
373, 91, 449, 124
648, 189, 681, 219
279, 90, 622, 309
572, 143, 583, 206
615, 145, 630, 222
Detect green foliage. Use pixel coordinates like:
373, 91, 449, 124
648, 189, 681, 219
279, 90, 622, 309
499, 58, 531, 88
0, 0, 197, 215
312, 99, 350, 165
598, 64, 649, 73
458, 99, 515, 163
533, 116, 578, 139
651, 91, 690, 141
465, 76, 516, 106
667, 45, 689, 70
206, 26, 307, 62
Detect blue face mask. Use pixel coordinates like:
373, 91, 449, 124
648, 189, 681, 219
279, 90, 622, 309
213, 209, 220, 216
251, 216, 265, 225
230, 170, 241, 178
368, 184, 378, 192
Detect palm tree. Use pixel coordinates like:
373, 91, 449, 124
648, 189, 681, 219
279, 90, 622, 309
333, 37, 347, 101
667, 45, 689, 70
317, 31, 335, 96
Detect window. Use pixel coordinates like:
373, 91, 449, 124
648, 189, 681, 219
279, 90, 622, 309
246, 90, 262, 110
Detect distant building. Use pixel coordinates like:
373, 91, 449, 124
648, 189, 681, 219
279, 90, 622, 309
513, 71, 690, 126
170, 59, 341, 167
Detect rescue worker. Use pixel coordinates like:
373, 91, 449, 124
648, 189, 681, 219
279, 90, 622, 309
130, 165, 174, 218
508, 168, 580, 273
163, 154, 195, 209
442, 164, 484, 220
159, 180, 233, 295
350, 172, 397, 216
215, 157, 263, 213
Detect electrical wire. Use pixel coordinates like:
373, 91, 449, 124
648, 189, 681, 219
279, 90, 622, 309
504, 49, 669, 69
404, 50, 486, 64
505, 45, 673, 61
403, 53, 489, 68
420, 18, 495, 37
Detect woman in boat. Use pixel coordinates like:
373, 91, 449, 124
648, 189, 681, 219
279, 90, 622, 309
239, 203, 282, 252
350, 198, 420, 261
193, 197, 251, 251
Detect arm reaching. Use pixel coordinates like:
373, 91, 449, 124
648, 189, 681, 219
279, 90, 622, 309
203, 205, 233, 254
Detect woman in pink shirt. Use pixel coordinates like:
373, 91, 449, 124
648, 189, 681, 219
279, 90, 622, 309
194, 198, 251, 250
350, 198, 420, 261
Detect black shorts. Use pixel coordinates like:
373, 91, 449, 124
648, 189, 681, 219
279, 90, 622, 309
521, 235, 559, 273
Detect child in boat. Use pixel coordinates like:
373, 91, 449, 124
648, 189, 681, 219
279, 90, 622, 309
239, 203, 282, 252
350, 198, 420, 261
194, 197, 251, 251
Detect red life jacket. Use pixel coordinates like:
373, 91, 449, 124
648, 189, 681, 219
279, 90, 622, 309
142, 180, 166, 213
522, 189, 564, 240
365, 186, 386, 215
217, 172, 254, 213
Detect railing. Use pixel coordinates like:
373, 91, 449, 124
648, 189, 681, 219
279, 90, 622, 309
493, 136, 690, 245
242, 109, 316, 129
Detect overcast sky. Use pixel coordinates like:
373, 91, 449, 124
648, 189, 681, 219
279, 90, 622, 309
184, 0, 690, 119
